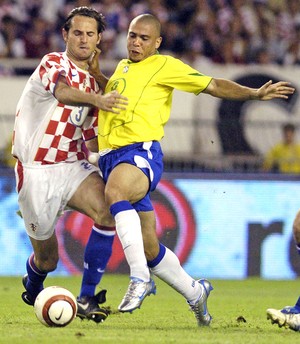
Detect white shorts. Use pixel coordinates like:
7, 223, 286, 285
15, 160, 99, 240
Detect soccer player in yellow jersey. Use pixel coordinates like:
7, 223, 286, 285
97, 47, 212, 150
94, 13, 294, 325
262, 123, 300, 173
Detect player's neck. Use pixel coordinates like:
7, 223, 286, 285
66, 52, 89, 70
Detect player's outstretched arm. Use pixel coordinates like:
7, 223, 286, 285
203, 78, 295, 101
54, 76, 128, 113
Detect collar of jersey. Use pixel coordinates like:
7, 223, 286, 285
127, 51, 160, 64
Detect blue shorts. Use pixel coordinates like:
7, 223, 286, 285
99, 141, 163, 212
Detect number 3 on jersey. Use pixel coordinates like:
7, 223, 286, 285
70, 106, 89, 126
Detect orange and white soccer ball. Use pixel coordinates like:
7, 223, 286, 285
34, 286, 78, 327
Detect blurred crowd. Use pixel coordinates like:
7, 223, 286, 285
1, 0, 300, 67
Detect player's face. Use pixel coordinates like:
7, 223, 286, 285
127, 20, 162, 62
63, 15, 101, 67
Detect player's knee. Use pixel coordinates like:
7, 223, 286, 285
94, 208, 114, 227
104, 187, 123, 207
83, 198, 114, 226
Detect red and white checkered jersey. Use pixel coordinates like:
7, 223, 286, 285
12, 52, 99, 165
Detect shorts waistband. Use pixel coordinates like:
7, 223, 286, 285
17, 160, 86, 169
99, 141, 158, 156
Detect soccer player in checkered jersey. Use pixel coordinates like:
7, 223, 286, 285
97, 13, 295, 326
13, 7, 127, 323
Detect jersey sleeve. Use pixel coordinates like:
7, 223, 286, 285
157, 56, 212, 95
38, 53, 68, 95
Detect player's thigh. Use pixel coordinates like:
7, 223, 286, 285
18, 165, 65, 239
106, 163, 149, 204
139, 210, 160, 260
68, 172, 112, 224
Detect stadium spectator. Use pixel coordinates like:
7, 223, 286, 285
262, 123, 300, 173
94, 13, 294, 327
14, 6, 127, 323
0, 14, 25, 58
282, 24, 300, 65
0, 0, 25, 23
1, 0, 300, 65
160, 19, 186, 56
23, 16, 52, 58
211, 35, 246, 64
248, 17, 284, 64
252, 46, 273, 64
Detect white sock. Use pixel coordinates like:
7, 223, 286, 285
150, 246, 201, 303
115, 209, 150, 281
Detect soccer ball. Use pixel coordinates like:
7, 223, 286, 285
34, 286, 78, 327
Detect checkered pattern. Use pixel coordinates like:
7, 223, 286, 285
13, 52, 99, 164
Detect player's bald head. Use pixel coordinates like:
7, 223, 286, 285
130, 14, 161, 37
127, 13, 162, 62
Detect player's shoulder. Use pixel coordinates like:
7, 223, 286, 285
157, 53, 180, 61
155, 54, 196, 73
156, 53, 188, 67
40, 52, 64, 66
145, 53, 177, 64
117, 58, 129, 67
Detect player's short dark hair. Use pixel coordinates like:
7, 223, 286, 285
282, 123, 295, 132
63, 6, 106, 34
2, 15, 16, 25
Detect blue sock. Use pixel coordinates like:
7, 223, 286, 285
25, 253, 47, 300
110, 200, 133, 216
147, 243, 166, 268
79, 224, 115, 297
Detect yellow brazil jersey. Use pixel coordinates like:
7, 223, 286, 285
98, 53, 212, 151
263, 143, 300, 173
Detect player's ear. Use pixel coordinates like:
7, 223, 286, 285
155, 36, 162, 49
97, 32, 102, 46
62, 28, 68, 43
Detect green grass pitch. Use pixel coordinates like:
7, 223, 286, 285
0, 275, 300, 344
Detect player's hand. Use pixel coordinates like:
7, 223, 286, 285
256, 80, 295, 100
88, 48, 101, 76
96, 90, 128, 113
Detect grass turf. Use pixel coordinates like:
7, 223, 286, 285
0, 275, 300, 344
